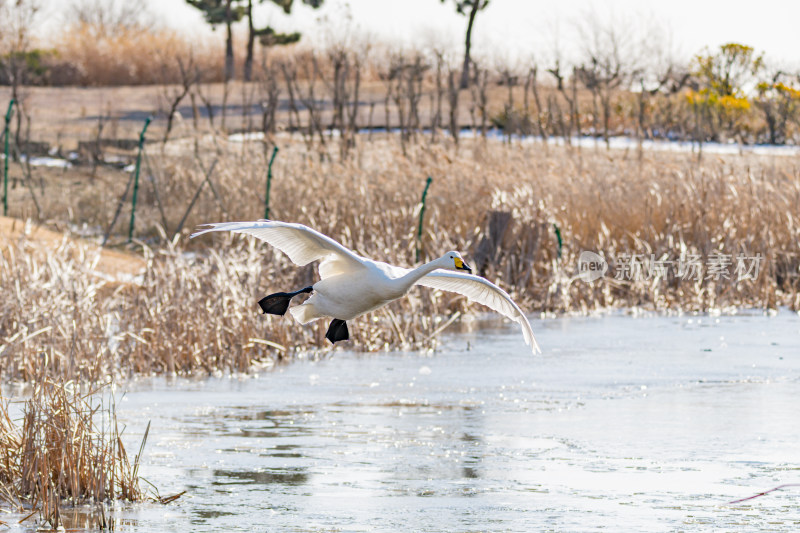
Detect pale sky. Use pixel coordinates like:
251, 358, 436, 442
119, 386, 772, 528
41, 0, 800, 68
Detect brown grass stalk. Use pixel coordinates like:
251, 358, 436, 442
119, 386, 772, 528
0, 379, 148, 527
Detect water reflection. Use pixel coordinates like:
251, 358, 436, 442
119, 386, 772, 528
213, 468, 310, 486
194, 510, 236, 520
25, 506, 140, 532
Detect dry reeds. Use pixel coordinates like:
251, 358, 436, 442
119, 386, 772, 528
51, 23, 224, 86
0, 379, 147, 528
0, 221, 463, 381
137, 135, 800, 321
2, 136, 799, 382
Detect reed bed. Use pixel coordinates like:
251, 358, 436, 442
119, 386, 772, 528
0, 223, 470, 381
2, 136, 799, 382
0, 379, 147, 529
133, 134, 800, 321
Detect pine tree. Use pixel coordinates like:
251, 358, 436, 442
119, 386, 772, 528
186, 0, 244, 81
242, 0, 324, 81
441, 0, 489, 89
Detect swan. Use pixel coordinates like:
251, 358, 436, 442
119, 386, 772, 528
191, 220, 540, 354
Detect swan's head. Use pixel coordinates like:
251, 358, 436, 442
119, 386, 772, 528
440, 251, 472, 274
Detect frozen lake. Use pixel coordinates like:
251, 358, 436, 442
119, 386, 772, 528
14, 310, 800, 531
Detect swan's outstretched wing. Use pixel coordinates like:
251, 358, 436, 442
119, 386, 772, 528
191, 220, 366, 278
416, 271, 540, 354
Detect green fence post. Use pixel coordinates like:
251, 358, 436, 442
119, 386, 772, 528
2, 99, 14, 217
264, 146, 279, 220
553, 223, 563, 259
416, 176, 433, 263
128, 116, 152, 243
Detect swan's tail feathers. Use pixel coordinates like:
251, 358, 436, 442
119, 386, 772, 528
288, 302, 320, 324
258, 287, 312, 315
325, 319, 349, 343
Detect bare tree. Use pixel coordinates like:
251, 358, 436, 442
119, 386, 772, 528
162, 56, 201, 145
390, 55, 428, 154
296, 58, 326, 149
497, 64, 518, 143
378, 52, 403, 134
447, 68, 460, 146
0, 0, 40, 150
471, 64, 489, 138
67, 0, 154, 35
429, 49, 447, 142
547, 59, 580, 144
755, 69, 799, 145
633, 24, 687, 152
258, 59, 281, 142
526, 66, 549, 146
575, 10, 642, 148
321, 45, 365, 158
280, 60, 306, 144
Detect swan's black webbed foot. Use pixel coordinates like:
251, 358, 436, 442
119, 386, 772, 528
258, 286, 312, 315
325, 319, 349, 343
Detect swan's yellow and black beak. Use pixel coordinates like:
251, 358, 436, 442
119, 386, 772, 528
454, 257, 472, 273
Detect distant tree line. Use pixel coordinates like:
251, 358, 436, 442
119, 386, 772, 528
2, 0, 800, 147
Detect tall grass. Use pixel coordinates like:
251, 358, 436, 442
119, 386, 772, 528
0, 217, 469, 381
3, 137, 799, 382
0, 379, 148, 528
132, 135, 800, 320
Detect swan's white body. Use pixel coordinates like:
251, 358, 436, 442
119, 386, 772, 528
191, 220, 540, 354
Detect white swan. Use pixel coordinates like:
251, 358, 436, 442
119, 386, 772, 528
191, 220, 540, 354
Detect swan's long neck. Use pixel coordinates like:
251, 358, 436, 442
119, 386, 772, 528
395, 260, 442, 291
